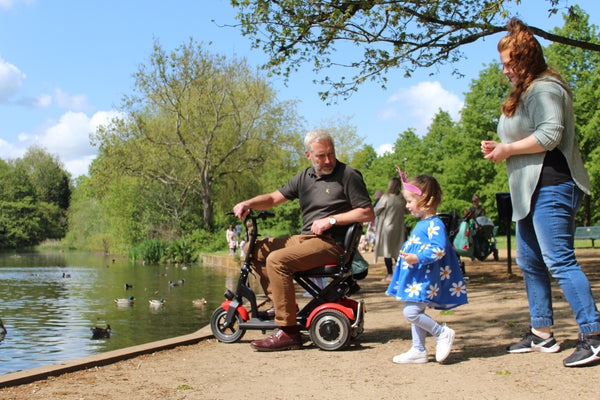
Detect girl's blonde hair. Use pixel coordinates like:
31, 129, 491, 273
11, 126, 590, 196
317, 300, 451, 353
498, 17, 568, 116
406, 175, 442, 212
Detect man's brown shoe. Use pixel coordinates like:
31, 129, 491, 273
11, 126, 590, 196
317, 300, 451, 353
250, 328, 302, 351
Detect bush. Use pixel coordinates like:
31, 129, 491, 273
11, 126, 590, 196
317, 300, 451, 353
129, 238, 168, 263
188, 228, 227, 254
165, 236, 197, 264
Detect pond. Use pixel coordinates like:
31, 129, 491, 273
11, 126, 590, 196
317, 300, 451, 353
0, 250, 248, 376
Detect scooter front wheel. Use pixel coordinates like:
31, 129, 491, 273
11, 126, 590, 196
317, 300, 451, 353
309, 309, 351, 351
210, 306, 246, 343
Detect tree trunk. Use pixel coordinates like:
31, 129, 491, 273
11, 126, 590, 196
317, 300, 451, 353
584, 194, 590, 226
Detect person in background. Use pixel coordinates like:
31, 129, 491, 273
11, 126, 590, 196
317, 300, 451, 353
463, 194, 486, 220
373, 177, 406, 281
373, 189, 384, 208
482, 18, 600, 367
239, 220, 253, 258
226, 225, 237, 256
365, 190, 384, 252
386, 171, 467, 364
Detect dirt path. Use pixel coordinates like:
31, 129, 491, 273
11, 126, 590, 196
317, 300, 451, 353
1, 251, 600, 399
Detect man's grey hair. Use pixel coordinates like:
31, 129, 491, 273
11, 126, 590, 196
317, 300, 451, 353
304, 129, 335, 153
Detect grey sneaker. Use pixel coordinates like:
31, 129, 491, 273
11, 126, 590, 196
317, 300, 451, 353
563, 333, 600, 367
507, 328, 560, 353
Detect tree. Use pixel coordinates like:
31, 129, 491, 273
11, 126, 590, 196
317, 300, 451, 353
230, 0, 600, 101
19, 145, 71, 210
92, 39, 301, 228
63, 176, 107, 251
0, 156, 67, 248
314, 115, 365, 164
352, 144, 378, 171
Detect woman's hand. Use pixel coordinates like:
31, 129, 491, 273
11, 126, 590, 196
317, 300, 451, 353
482, 136, 545, 162
481, 140, 510, 163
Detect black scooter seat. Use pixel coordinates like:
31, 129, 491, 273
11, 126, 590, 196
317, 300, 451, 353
294, 265, 342, 277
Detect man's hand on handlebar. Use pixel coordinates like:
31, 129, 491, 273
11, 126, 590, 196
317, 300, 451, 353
233, 202, 251, 220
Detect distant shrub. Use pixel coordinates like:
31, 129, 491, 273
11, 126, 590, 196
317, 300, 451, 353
189, 228, 227, 254
129, 238, 168, 263
165, 236, 197, 264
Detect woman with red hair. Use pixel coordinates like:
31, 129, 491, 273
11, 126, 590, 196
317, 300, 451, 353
482, 18, 600, 367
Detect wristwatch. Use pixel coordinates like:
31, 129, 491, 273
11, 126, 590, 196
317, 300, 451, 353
328, 216, 337, 225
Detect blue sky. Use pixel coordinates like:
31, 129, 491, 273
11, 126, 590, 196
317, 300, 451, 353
0, 0, 598, 177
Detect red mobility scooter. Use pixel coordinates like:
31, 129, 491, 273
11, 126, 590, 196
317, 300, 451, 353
210, 210, 366, 351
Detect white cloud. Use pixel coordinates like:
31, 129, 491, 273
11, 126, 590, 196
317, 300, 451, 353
37, 110, 124, 177
16, 93, 52, 108
376, 143, 393, 156
0, 138, 21, 159
63, 155, 97, 179
0, 0, 35, 10
40, 111, 95, 157
35, 94, 52, 108
379, 81, 464, 135
54, 88, 90, 111
16, 89, 90, 110
0, 58, 25, 103
39, 110, 122, 156
0, 109, 125, 178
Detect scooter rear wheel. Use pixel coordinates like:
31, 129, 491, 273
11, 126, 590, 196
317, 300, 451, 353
210, 306, 246, 343
309, 309, 351, 351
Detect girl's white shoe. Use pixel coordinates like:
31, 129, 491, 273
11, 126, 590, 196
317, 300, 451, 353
435, 325, 455, 362
392, 347, 428, 364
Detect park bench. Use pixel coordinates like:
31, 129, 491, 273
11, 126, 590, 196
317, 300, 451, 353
574, 226, 600, 248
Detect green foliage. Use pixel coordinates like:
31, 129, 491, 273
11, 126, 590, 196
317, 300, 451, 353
19, 145, 72, 210
230, 0, 599, 101
0, 148, 71, 249
165, 237, 197, 264
91, 38, 302, 229
129, 238, 168, 263
63, 177, 106, 251
188, 228, 228, 254
57, 8, 600, 256
258, 200, 302, 236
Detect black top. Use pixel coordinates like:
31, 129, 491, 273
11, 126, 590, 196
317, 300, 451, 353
539, 148, 572, 187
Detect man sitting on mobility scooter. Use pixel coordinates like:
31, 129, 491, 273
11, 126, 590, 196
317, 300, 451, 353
233, 129, 374, 352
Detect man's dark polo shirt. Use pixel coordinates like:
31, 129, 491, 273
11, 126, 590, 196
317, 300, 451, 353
278, 160, 371, 243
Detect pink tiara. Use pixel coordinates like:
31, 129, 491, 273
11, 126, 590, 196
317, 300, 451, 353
396, 165, 422, 196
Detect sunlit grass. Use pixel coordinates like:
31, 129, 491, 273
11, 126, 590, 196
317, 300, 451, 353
492, 234, 597, 250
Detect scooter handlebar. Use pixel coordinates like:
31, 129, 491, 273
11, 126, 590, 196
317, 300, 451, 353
257, 210, 275, 220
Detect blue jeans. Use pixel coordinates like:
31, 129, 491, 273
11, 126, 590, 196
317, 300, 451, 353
516, 181, 600, 334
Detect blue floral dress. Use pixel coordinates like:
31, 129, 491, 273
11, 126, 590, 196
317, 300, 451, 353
386, 216, 468, 310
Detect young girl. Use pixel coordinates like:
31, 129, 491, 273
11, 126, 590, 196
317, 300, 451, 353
386, 169, 468, 363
